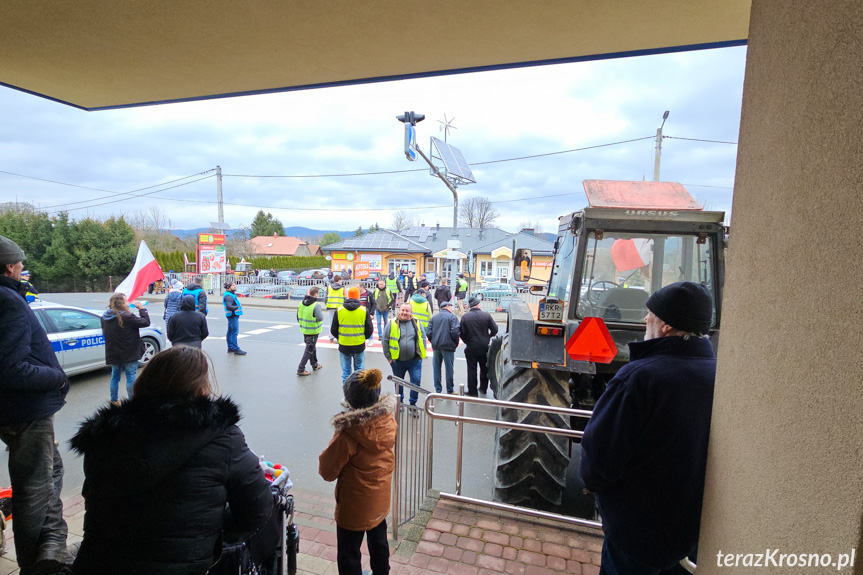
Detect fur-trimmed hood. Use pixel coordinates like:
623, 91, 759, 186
70, 396, 242, 489
331, 394, 397, 449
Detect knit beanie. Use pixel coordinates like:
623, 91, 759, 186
468, 296, 481, 308
343, 368, 383, 409
0, 236, 25, 266
645, 281, 713, 335
347, 286, 361, 299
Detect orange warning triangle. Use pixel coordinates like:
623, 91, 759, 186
565, 317, 618, 363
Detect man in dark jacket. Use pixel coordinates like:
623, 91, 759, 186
403, 270, 417, 299
101, 293, 151, 404
167, 294, 210, 348
459, 296, 499, 396
426, 301, 460, 393
434, 282, 452, 312
579, 282, 716, 574
330, 287, 374, 383
182, 276, 208, 315
0, 235, 70, 575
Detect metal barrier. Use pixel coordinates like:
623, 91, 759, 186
423, 386, 603, 531
388, 375, 433, 541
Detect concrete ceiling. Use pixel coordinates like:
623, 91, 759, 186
0, 1, 750, 111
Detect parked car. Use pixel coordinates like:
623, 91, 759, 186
276, 270, 298, 284
298, 269, 325, 280
235, 283, 254, 297
251, 284, 291, 299
471, 283, 518, 301
479, 275, 499, 287
30, 301, 166, 377
496, 294, 520, 314
289, 285, 328, 302
510, 278, 529, 292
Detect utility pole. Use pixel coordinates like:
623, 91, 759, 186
653, 111, 669, 181
216, 165, 224, 224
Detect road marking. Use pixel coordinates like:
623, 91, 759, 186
237, 334, 250, 339
268, 325, 291, 329
244, 328, 273, 335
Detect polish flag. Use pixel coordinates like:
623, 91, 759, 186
115, 241, 165, 302
183, 252, 190, 266
610, 238, 653, 272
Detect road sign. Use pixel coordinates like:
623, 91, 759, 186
405, 124, 418, 161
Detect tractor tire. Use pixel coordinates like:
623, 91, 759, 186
493, 365, 572, 512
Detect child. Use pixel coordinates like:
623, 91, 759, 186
319, 369, 397, 575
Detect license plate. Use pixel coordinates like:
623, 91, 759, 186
538, 301, 563, 322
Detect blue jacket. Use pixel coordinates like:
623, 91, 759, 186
163, 290, 182, 322
182, 283, 208, 315
579, 336, 716, 570
0, 275, 69, 424
426, 309, 460, 351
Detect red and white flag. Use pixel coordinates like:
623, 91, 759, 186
610, 238, 653, 272
183, 252, 190, 265
115, 241, 165, 302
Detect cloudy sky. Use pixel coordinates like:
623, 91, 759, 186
0, 45, 746, 236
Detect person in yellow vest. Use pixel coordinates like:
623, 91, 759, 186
330, 286, 374, 383
455, 274, 469, 314
371, 278, 394, 341
297, 286, 325, 376
383, 303, 428, 407
408, 289, 432, 334
20, 270, 39, 302
325, 274, 345, 342
385, 273, 400, 311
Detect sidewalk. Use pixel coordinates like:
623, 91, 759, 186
1, 488, 603, 575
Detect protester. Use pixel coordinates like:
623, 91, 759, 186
409, 289, 432, 333
326, 274, 345, 343
330, 286, 374, 383
101, 293, 151, 405
223, 281, 247, 355
163, 280, 183, 325
426, 300, 460, 394
434, 281, 453, 313
459, 296, 498, 396
319, 368, 396, 575
0, 235, 70, 575
182, 275, 208, 315
383, 303, 428, 407
69, 346, 277, 575
580, 282, 716, 575
167, 294, 209, 348
455, 274, 469, 313
297, 286, 325, 376
371, 278, 393, 341
19, 269, 39, 302
386, 272, 400, 311
403, 270, 417, 299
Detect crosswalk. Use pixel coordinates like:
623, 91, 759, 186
307, 323, 437, 355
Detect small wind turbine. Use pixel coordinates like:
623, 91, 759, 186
438, 114, 457, 142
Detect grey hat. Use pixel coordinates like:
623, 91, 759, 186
646, 281, 713, 334
0, 236, 25, 266
468, 296, 481, 308
440, 300, 452, 308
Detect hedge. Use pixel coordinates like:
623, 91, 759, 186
152, 250, 329, 273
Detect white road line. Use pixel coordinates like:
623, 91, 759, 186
267, 325, 291, 329
244, 328, 273, 335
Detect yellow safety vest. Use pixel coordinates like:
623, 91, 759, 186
297, 302, 322, 335
374, 288, 394, 306
410, 299, 431, 328
388, 319, 427, 361
326, 286, 345, 309
457, 279, 468, 293
386, 277, 399, 295
337, 306, 367, 347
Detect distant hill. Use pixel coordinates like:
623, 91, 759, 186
170, 227, 352, 240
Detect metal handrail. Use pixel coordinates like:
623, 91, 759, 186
423, 386, 603, 531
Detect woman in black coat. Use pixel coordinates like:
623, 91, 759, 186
167, 294, 210, 348
101, 293, 150, 405
68, 346, 275, 575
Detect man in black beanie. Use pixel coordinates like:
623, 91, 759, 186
579, 281, 716, 575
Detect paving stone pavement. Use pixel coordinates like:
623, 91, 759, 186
1, 487, 604, 575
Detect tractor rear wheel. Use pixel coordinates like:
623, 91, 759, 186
493, 366, 572, 511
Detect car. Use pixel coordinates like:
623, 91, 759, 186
496, 294, 520, 314
509, 278, 529, 292
29, 301, 167, 377
276, 270, 298, 284
423, 272, 438, 286
471, 283, 518, 301
289, 285, 328, 302
479, 275, 499, 287
251, 284, 291, 299
298, 269, 325, 281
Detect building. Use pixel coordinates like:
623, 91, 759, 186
322, 229, 430, 276
248, 235, 318, 257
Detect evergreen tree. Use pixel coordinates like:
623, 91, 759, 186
354, 226, 364, 237
320, 231, 341, 247
250, 210, 286, 237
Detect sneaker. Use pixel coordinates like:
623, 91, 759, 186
447, 390, 456, 394
313, 364, 324, 371
31, 558, 68, 575
328, 336, 335, 343
234, 350, 247, 355
227, 349, 235, 354
297, 371, 311, 376
110, 400, 121, 407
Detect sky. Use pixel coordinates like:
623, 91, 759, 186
0, 45, 747, 236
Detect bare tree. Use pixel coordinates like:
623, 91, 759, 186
459, 196, 498, 228
391, 210, 413, 232
517, 220, 544, 234
128, 207, 183, 251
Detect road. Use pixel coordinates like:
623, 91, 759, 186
0, 293, 499, 501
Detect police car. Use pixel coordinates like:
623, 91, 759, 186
29, 301, 167, 377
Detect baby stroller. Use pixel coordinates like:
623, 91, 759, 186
208, 461, 299, 575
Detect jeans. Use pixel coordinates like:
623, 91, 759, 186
339, 352, 365, 383
391, 357, 423, 404
0, 417, 68, 571
226, 315, 240, 350
375, 310, 389, 339
433, 349, 455, 393
336, 520, 390, 575
298, 333, 319, 372
464, 346, 489, 395
109, 362, 138, 401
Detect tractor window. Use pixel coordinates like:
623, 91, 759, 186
547, 232, 578, 304
576, 232, 716, 325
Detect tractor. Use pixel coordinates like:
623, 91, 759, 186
488, 179, 727, 513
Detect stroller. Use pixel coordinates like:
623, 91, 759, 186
208, 461, 299, 575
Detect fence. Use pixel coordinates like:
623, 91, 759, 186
36, 275, 114, 293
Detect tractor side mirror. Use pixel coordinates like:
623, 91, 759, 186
513, 249, 532, 281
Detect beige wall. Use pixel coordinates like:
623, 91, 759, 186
699, 1, 863, 573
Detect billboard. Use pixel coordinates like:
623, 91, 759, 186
198, 234, 227, 274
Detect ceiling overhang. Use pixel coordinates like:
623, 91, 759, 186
0, 1, 750, 111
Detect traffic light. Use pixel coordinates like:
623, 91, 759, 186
396, 111, 425, 126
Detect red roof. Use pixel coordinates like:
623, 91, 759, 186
249, 236, 308, 256
583, 180, 703, 210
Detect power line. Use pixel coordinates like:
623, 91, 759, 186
48, 175, 216, 213
664, 136, 738, 145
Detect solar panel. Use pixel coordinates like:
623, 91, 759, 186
431, 137, 476, 184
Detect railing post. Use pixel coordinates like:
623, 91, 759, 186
456, 383, 465, 496
391, 405, 401, 541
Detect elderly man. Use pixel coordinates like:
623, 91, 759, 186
0, 235, 70, 575
579, 282, 716, 575
383, 303, 427, 407
426, 300, 460, 394
459, 296, 498, 396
